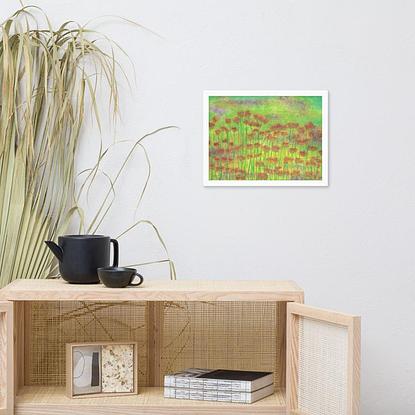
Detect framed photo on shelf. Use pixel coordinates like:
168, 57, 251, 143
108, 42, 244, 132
203, 90, 329, 187
66, 342, 138, 398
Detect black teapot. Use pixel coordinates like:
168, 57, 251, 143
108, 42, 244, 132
45, 235, 119, 284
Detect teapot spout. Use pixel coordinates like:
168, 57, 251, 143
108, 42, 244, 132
45, 241, 64, 262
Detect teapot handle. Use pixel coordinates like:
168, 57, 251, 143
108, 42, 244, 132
110, 239, 119, 267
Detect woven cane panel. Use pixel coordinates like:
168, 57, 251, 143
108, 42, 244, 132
27, 301, 148, 386
298, 316, 348, 415
161, 301, 284, 386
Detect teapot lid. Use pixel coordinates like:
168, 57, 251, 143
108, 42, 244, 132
61, 234, 108, 239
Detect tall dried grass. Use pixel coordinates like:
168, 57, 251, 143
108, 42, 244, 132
0, 6, 175, 287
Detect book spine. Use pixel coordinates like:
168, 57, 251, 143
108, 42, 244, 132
164, 375, 173, 387
164, 387, 253, 403
164, 376, 251, 392
209, 379, 250, 392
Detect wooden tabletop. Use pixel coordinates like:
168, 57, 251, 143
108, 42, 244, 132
0, 279, 303, 302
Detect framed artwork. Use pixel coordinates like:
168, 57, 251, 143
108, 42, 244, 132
66, 342, 138, 398
204, 91, 328, 186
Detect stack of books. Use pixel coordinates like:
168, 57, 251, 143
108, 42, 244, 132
164, 368, 274, 404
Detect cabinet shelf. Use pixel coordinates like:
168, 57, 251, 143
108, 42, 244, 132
15, 386, 287, 415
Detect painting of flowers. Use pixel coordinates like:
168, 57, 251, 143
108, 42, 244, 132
204, 91, 328, 186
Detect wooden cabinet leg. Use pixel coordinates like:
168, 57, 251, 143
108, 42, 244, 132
0, 301, 14, 415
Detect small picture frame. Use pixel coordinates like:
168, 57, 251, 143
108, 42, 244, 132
66, 342, 138, 398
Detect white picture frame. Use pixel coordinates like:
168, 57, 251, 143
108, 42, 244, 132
203, 90, 329, 187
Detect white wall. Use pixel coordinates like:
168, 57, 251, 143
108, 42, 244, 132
3, 0, 415, 412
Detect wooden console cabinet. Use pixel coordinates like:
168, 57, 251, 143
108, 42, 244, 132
0, 279, 360, 415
